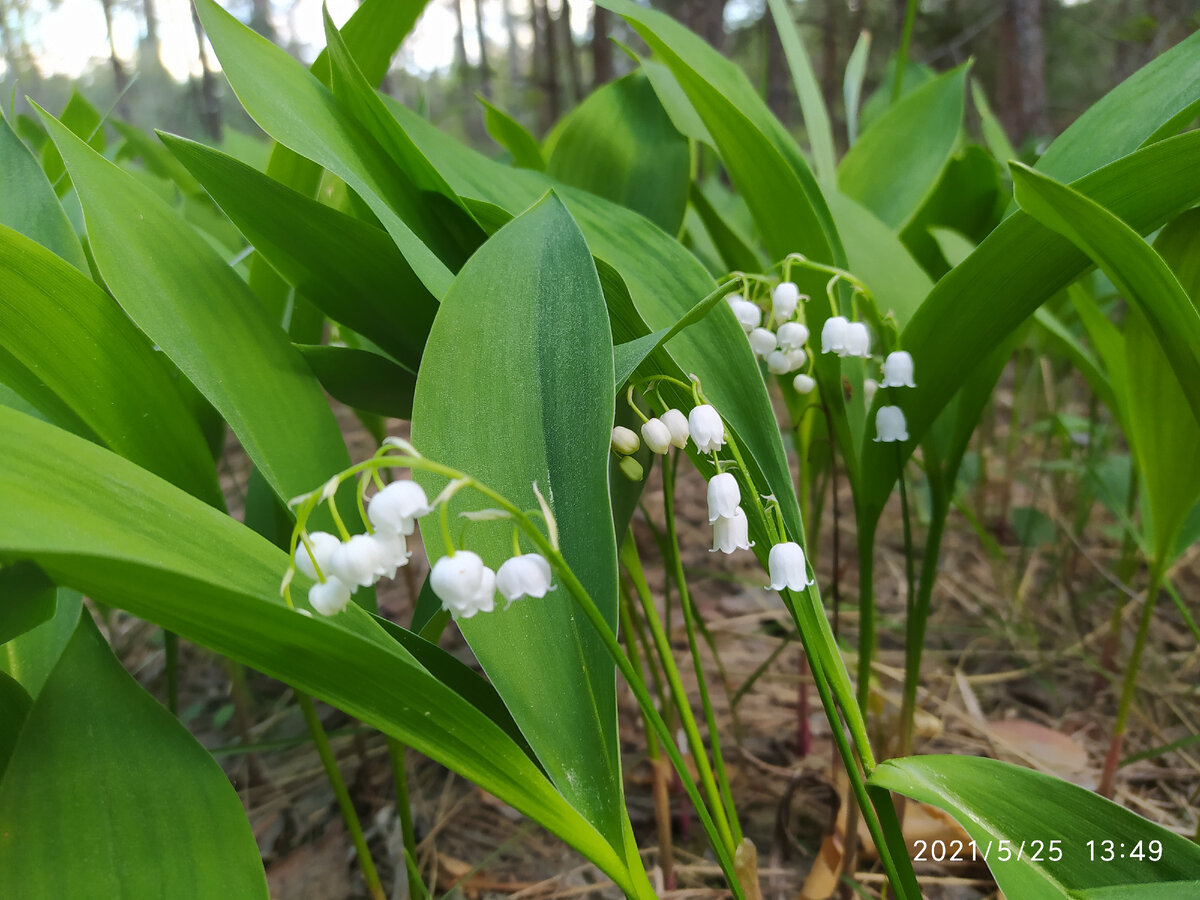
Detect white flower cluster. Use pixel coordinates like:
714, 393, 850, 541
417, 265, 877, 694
728, 283, 817, 395
430, 550, 554, 620
706, 472, 753, 554
610, 404, 727, 479
872, 351, 916, 444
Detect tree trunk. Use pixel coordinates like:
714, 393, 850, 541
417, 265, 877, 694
190, 3, 222, 141
98, 0, 129, 107
533, 0, 561, 132
249, 0, 276, 42
559, 0, 582, 104
678, 0, 727, 51
453, 0, 469, 76
821, 0, 839, 121
592, 5, 613, 88
139, 0, 164, 72
999, 0, 1049, 143
474, 0, 492, 99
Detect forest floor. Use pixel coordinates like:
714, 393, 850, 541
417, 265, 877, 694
107, 386, 1200, 900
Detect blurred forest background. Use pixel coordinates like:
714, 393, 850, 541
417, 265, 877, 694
2, 0, 1199, 166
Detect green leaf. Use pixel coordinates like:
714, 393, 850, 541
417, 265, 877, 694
843, 31, 871, 146
1011, 163, 1200, 428
546, 72, 689, 234
838, 64, 969, 230
479, 96, 545, 170
40, 91, 104, 197
161, 133, 435, 370
296, 344, 416, 420
0, 591, 81, 703
0, 611, 268, 899
687, 181, 765, 274
192, 0, 454, 299
410, 194, 630, 856
870, 755, 1200, 896
0, 224, 223, 506
765, 0, 835, 184
38, 107, 350, 508
0, 407, 635, 891
0, 562, 56, 646
0, 111, 86, 270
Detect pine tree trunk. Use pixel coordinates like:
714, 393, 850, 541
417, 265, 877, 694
98, 0, 129, 104
559, 0, 582, 104
999, 0, 1049, 142
474, 0, 492, 99
592, 5, 613, 88
190, 3, 222, 141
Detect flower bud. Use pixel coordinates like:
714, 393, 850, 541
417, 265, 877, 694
660, 409, 690, 448
767, 348, 805, 375
431, 550, 496, 618
611, 425, 640, 455
842, 321, 871, 358
729, 298, 763, 332
792, 373, 816, 394
863, 378, 879, 406
766, 542, 814, 591
873, 405, 909, 443
821, 316, 850, 355
688, 404, 726, 454
619, 455, 644, 481
369, 480, 432, 536
707, 472, 741, 522
496, 553, 554, 602
772, 281, 801, 322
748, 327, 777, 358
309, 576, 352, 616
294, 531, 340, 580
776, 321, 810, 352
711, 507, 753, 554
641, 418, 672, 455
329, 533, 389, 589
880, 350, 916, 388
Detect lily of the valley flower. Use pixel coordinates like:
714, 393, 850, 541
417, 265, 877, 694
371, 531, 411, 579
329, 533, 390, 589
821, 316, 849, 355
430, 550, 496, 619
611, 425, 640, 455
689, 404, 726, 453
748, 327, 777, 358
707, 472, 741, 522
294, 531, 340, 580
309, 576, 353, 616
863, 378, 879, 406
767, 348, 806, 375
792, 373, 816, 394
660, 409, 690, 449
641, 418, 672, 455
496, 553, 554, 602
772, 281, 801, 322
711, 508, 754, 553
874, 405, 909, 442
776, 321, 809, 352
767, 542, 814, 591
880, 350, 916, 388
729, 298, 763, 332
842, 321, 871, 358
368, 480, 432, 536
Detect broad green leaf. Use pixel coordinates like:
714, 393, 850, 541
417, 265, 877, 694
0, 111, 86, 270
192, 0, 454, 299
40, 91, 104, 197
843, 31, 871, 146
0, 407, 635, 891
766, 0, 835, 184
0, 224, 223, 506
161, 134, 435, 370
0, 673, 30, 777
0, 591, 81, 703
970, 80, 1017, 167
687, 181, 765, 273
1011, 163, 1200, 428
0, 562, 55, 646
870, 755, 1200, 897
838, 64, 969, 230
296, 344, 416, 420
637, 58, 713, 147
39, 109, 350, 508
114, 120, 204, 197
546, 72, 689, 234
859, 132, 1200, 523
1035, 28, 1200, 184
0, 612, 268, 899
410, 194, 629, 856
479, 96, 545, 170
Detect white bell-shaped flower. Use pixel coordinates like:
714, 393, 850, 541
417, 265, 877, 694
611, 425, 640, 455
767, 348, 806, 375
725, 292, 745, 306
294, 531, 340, 580
689, 404, 726, 453
431, 550, 497, 618
309, 576, 353, 616
863, 378, 879, 406
873, 405, 909, 443
729, 298, 763, 332
880, 350, 916, 388
821, 316, 850, 355
368, 480, 432, 536
371, 531, 411, 579
766, 542, 814, 591
711, 507, 754, 554
641, 418, 672, 455
772, 282, 801, 322
792, 373, 816, 394
841, 321, 871, 358
496, 553, 554, 602
707, 472, 741, 522
660, 409, 690, 449
776, 322, 810, 352
329, 533, 390, 589
748, 327, 777, 358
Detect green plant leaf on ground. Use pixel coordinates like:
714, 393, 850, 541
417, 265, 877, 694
39, 90, 104, 198
765, 0, 835, 184
410, 194, 632, 864
870, 755, 1200, 897
0, 611, 269, 899
479, 96, 545, 170
0, 562, 56, 646
296, 344, 416, 420
38, 106, 350, 510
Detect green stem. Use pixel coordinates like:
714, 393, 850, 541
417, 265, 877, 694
856, 516, 878, 719
297, 694, 385, 900
386, 738, 422, 900
892, 0, 919, 102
